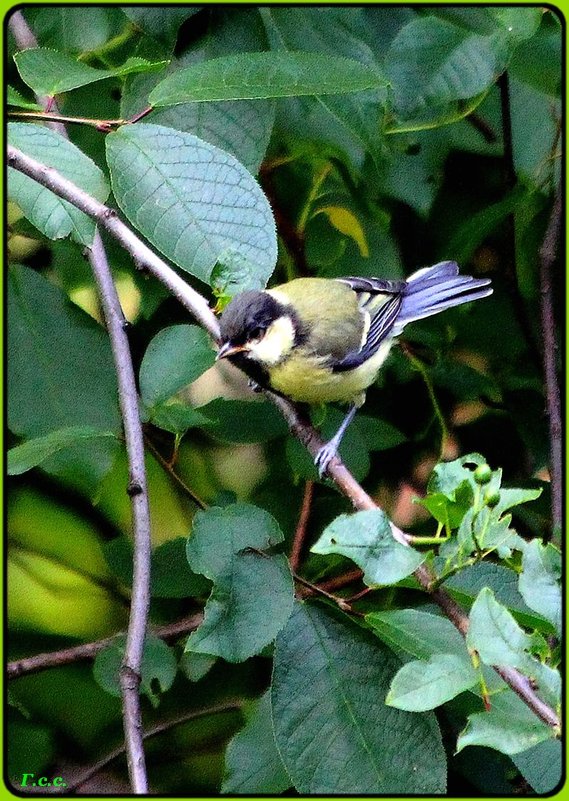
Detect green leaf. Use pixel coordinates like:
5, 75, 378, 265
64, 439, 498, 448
467, 587, 532, 667
489, 7, 542, 42
14, 48, 167, 97
366, 608, 468, 661
8, 123, 109, 245
139, 324, 216, 408
31, 6, 125, 53
122, 7, 200, 49
443, 562, 554, 634
457, 708, 554, 756
518, 541, 561, 635
386, 653, 477, 711
468, 590, 559, 706
272, 602, 446, 793
185, 504, 294, 662
512, 740, 563, 794
8, 427, 116, 476
200, 398, 288, 444
179, 651, 217, 683
385, 17, 509, 127
311, 509, 425, 587
493, 487, 543, 517
7, 266, 121, 492
7, 85, 42, 110
93, 633, 177, 706
427, 453, 485, 498
106, 123, 277, 286
103, 537, 210, 598
222, 692, 291, 794
148, 401, 211, 436
151, 538, 211, 598
149, 51, 386, 106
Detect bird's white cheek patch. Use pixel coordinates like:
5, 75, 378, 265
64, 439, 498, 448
248, 315, 296, 365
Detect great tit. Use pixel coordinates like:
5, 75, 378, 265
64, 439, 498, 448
217, 261, 492, 475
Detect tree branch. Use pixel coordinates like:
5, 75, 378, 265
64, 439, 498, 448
539, 192, 562, 535
290, 480, 314, 571
86, 237, 152, 793
8, 14, 154, 791
6, 146, 559, 730
7, 614, 203, 680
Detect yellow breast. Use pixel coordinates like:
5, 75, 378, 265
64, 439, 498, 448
268, 341, 393, 405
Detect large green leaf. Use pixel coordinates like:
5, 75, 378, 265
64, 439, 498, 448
8, 123, 109, 245
8, 427, 116, 476
512, 740, 563, 794
122, 7, 200, 49
272, 602, 446, 793
457, 706, 554, 756
139, 324, 216, 409
385, 16, 510, 128
185, 504, 294, 662
366, 608, 468, 661
121, 10, 275, 175
7, 266, 121, 492
222, 692, 291, 794
30, 6, 125, 53
386, 653, 477, 711
106, 123, 277, 286
149, 51, 386, 106
467, 588, 560, 707
260, 8, 387, 167
518, 541, 561, 635
14, 48, 167, 97
311, 509, 425, 586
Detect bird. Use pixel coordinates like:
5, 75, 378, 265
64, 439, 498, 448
216, 261, 492, 476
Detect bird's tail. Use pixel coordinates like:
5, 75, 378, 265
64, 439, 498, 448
393, 261, 492, 333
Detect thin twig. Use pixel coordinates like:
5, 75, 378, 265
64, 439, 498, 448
290, 480, 314, 572
7, 614, 203, 680
7, 148, 559, 731
538, 192, 562, 535
144, 433, 207, 510
293, 571, 353, 613
499, 71, 542, 366
11, 702, 239, 794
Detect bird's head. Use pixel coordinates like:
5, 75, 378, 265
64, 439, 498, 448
217, 290, 302, 366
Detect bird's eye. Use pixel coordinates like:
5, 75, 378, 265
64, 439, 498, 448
249, 326, 266, 341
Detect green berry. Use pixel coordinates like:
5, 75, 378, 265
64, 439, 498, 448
485, 489, 500, 507
474, 464, 492, 485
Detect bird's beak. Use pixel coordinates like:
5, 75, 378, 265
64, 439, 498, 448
216, 342, 249, 360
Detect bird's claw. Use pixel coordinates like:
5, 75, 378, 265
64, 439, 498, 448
314, 441, 339, 478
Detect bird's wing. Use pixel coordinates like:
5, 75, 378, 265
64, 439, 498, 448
332, 277, 405, 371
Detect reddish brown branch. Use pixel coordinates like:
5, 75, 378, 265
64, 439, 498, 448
7, 614, 203, 680
539, 192, 562, 535
290, 480, 314, 571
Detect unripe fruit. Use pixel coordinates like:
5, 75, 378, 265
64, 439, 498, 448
474, 464, 492, 485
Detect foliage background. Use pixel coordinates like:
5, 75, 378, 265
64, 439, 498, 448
7, 4, 562, 795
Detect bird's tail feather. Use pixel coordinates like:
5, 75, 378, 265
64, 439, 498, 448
394, 261, 492, 332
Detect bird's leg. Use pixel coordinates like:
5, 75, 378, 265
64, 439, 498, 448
314, 404, 357, 478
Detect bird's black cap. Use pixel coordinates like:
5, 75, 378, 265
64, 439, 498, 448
219, 291, 285, 345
